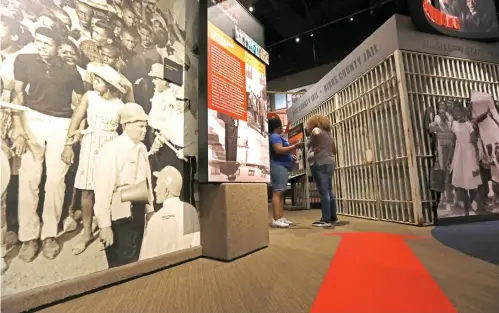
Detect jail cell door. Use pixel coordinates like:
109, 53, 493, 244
334, 55, 418, 224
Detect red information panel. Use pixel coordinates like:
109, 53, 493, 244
206, 22, 269, 183
207, 37, 247, 120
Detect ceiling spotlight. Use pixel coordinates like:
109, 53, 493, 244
310, 33, 314, 37
350, 17, 354, 21
249, 6, 254, 12
295, 37, 300, 42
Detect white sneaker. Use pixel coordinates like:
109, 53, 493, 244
281, 217, 293, 225
271, 219, 289, 228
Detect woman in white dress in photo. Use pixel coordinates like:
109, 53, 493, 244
450, 105, 482, 214
60, 63, 126, 254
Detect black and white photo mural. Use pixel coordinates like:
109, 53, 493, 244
426, 91, 499, 220
0, 0, 200, 296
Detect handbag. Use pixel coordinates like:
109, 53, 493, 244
430, 166, 446, 193
429, 150, 446, 193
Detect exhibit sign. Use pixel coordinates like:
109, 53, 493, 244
409, 0, 499, 40
234, 25, 270, 65
206, 22, 270, 183
396, 15, 499, 64
287, 16, 399, 124
0, 0, 201, 304
287, 124, 306, 179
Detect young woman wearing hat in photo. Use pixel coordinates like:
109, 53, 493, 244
61, 63, 126, 255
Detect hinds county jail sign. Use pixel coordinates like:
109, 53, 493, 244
287, 16, 399, 124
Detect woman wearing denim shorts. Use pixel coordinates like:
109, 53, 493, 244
268, 117, 302, 228
306, 115, 339, 227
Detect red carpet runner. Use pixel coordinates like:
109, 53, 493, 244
310, 232, 457, 313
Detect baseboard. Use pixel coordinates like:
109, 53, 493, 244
436, 213, 499, 226
1, 246, 202, 313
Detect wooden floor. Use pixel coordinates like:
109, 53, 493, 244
31, 210, 499, 313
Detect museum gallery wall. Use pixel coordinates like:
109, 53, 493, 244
0, 0, 200, 296
199, 0, 270, 183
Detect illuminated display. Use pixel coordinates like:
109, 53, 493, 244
409, 0, 499, 41
234, 26, 270, 65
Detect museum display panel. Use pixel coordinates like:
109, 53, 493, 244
205, 22, 269, 182
196, 0, 270, 262
198, 0, 270, 183
1, 0, 201, 310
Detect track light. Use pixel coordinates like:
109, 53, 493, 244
295, 37, 300, 42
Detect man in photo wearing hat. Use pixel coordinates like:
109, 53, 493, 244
93, 102, 154, 268
9, 26, 84, 262
139, 166, 199, 260
147, 63, 192, 206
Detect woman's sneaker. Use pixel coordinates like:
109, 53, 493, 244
272, 219, 289, 228
281, 217, 293, 225
312, 220, 332, 227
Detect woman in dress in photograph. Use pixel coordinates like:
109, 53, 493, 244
61, 63, 125, 255
428, 100, 455, 212
450, 104, 482, 214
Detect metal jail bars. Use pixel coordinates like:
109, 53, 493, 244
291, 49, 498, 226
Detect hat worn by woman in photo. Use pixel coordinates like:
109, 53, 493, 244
87, 62, 127, 94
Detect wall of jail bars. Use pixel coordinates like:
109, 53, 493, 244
290, 49, 499, 226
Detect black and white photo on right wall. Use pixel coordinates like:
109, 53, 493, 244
426, 90, 499, 219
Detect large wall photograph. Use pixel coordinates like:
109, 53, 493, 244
427, 91, 499, 220
205, 21, 270, 183
0, 0, 200, 296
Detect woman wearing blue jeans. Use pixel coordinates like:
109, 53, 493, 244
268, 117, 302, 228
306, 115, 339, 227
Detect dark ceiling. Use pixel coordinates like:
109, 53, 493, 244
237, 0, 410, 81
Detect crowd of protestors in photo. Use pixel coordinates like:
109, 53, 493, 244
0, 0, 199, 275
